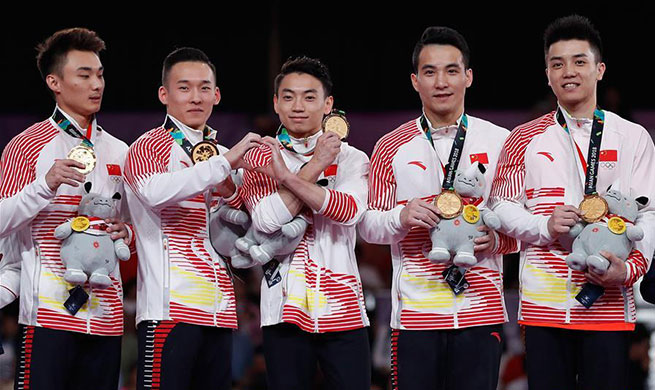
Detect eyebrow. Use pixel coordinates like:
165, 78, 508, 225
175, 79, 213, 84
77, 66, 103, 72
281, 88, 318, 94
548, 53, 588, 62
420, 63, 462, 70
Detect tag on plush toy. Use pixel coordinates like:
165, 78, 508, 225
462, 205, 480, 224
71, 216, 90, 232
607, 217, 626, 235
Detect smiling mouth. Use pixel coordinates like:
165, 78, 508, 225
433, 93, 452, 98
562, 83, 579, 90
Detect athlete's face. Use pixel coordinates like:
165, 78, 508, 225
546, 39, 605, 113
273, 72, 333, 138
46, 50, 104, 119
159, 61, 220, 130
411, 44, 472, 121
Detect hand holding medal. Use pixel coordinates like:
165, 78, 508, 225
321, 109, 350, 140
45, 159, 87, 191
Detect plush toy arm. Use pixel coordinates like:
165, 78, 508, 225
53, 221, 73, 240
626, 225, 645, 242
480, 208, 501, 230
217, 204, 250, 227
567, 222, 585, 239
281, 216, 309, 238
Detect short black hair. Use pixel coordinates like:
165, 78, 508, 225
162, 47, 217, 86
274, 56, 333, 97
412, 26, 470, 73
544, 15, 603, 63
36, 28, 106, 81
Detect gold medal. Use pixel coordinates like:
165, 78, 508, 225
607, 217, 627, 235
462, 204, 480, 224
322, 112, 350, 139
71, 216, 90, 232
67, 145, 96, 175
579, 194, 608, 223
434, 190, 463, 219
191, 141, 219, 164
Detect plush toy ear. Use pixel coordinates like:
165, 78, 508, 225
477, 163, 486, 174
84, 182, 92, 193
112, 192, 122, 201
636, 196, 649, 209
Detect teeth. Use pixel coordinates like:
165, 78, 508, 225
563, 83, 577, 89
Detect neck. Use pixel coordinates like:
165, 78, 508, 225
286, 127, 320, 139
168, 114, 206, 132
560, 95, 597, 119
58, 104, 93, 129
424, 106, 464, 129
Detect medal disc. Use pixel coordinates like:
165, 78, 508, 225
434, 190, 463, 219
462, 204, 480, 224
579, 195, 608, 223
191, 141, 219, 164
67, 145, 96, 174
322, 113, 350, 139
71, 216, 90, 232
607, 217, 627, 235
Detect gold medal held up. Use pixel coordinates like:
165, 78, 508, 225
322, 110, 350, 140
434, 190, 463, 219
191, 141, 219, 164
67, 145, 96, 175
579, 194, 608, 223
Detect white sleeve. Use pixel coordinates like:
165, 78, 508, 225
0, 234, 21, 308
250, 192, 294, 234
0, 174, 55, 238
358, 206, 409, 245
491, 201, 553, 246
125, 153, 233, 210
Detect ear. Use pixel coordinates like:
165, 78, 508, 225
465, 68, 473, 88
636, 196, 649, 209
597, 62, 606, 81
323, 96, 334, 115
273, 94, 279, 114
477, 163, 486, 174
213, 86, 221, 106
410, 73, 419, 92
84, 182, 92, 193
112, 192, 122, 201
158, 85, 168, 105
45, 74, 61, 95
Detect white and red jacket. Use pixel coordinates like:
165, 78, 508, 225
240, 131, 370, 333
0, 107, 131, 336
124, 115, 238, 329
489, 108, 655, 330
359, 114, 517, 330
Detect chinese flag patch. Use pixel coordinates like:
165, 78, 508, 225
324, 164, 338, 177
106, 164, 122, 176
599, 150, 617, 162
470, 153, 489, 164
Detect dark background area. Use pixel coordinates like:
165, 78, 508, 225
0, 5, 652, 116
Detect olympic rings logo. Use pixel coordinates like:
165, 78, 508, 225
600, 162, 616, 169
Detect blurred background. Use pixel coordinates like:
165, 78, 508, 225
0, 4, 654, 389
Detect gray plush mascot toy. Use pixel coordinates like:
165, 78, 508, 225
427, 163, 501, 267
54, 182, 130, 289
566, 188, 648, 275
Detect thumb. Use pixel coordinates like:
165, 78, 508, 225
599, 250, 620, 264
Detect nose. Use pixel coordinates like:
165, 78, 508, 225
190, 88, 202, 104
291, 97, 303, 112
434, 71, 448, 89
563, 62, 577, 78
92, 75, 104, 91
